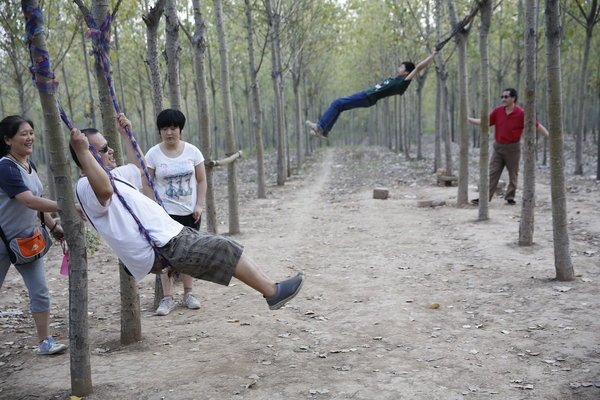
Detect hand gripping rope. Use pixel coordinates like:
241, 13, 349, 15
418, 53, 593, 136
23, 4, 170, 270
435, 1, 482, 52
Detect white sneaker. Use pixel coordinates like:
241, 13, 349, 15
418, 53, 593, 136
305, 120, 326, 139
183, 293, 201, 309
155, 297, 176, 316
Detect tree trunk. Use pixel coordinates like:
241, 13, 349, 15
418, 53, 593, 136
266, 0, 287, 186
545, 0, 574, 281
415, 72, 428, 160
449, 0, 471, 206
191, 0, 218, 233
477, 0, 492, 221
519, 0, 538, 244
244, 0, 266, 198
164, 0, 181, 110
114, 25, 127, 114
213, 0, 240, 234
21, 1, 92, 395
142, 0, 166, 119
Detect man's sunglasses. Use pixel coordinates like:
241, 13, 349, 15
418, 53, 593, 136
500, 95, 512, 99
98, 144, 109, 153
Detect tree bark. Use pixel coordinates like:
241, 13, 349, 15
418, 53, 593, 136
190, 0, 218, 233
164, 0, 181, 110
477, 0, 492, 221
265, 0, 287, 186
142, 0, 166, 119
244, 0, 267, 198
21, 0, 92, 395
213, 0, 240, 234
519, 0, 538, 244
545, 0, 574, 281
449, 0, 471, 206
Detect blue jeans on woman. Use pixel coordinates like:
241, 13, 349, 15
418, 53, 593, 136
317, 91, 375, 136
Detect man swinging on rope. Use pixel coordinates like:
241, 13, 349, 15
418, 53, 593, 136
305, 49, 438, 139
70, 114, 304, 310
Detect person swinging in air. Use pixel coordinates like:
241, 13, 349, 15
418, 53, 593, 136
305, 49, 438, 139
69, 114, 304, 311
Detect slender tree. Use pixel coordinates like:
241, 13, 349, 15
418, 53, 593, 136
244, 0, 266, 198
519, 0, 538, 244
164, 0, 181, 110
21, 0, 92, 395
476, 0, 491, 220
449, 0, 472, 206
567, 0, 600, 175
213, 0, 240, 234
545, 0, 574, 281
142, 0, 166, 119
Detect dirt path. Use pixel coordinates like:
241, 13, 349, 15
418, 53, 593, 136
1, 146, 599, 400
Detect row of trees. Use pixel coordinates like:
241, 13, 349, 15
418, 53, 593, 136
1, 0, 595, 396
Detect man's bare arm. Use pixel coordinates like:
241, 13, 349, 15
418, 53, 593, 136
70, 128, 113, 205
405, 50, 438, 81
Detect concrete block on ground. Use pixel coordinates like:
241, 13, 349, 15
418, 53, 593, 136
373, 187, 389, 200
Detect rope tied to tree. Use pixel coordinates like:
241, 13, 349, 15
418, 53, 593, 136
434, 0, 483, 51
82, 12, 165, 209
23, 4, 170, 270
23, 5, 59, 95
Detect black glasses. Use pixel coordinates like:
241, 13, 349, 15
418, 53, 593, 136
98, 144, 109, 153
500, 95, 511, 99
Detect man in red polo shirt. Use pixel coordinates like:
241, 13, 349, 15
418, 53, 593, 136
468, 88, 549, 205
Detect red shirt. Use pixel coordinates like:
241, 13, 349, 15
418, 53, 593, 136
489, 105, 539, 144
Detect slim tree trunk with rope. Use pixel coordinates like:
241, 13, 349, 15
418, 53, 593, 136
477, 0, 491, 221
165, 0, 181, 110
449, 0, 471, 206
213, 0, 240, 234
76, 0, 143, 345
191, 0, 218, 233
80, 23, 97, 128
21, 1, 92, 395
519, 0, 538, 244
244, 0, 266, 199
545, 0, 575, 281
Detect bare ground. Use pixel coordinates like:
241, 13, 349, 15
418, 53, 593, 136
1, 142, 599, 400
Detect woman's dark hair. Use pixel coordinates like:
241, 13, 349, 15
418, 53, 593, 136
69, 128, 100, 168
0, 115, 34, 157
503, 88, 518, 103
156, 109, 186, 132
401, 61, 416, 73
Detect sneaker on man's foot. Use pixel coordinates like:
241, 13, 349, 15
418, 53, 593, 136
265, 271, 305, 310
183, 293, 201, 309
305, 120, 327, 139
506, 199, 516, 205
156, 297, 176, 316
38, 336, 67, 355
470, 198, 479, 205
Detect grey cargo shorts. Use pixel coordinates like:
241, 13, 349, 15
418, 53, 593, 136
151, 227, 244, 286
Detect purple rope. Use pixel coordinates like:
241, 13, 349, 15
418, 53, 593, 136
83, 13, 164, 208
24, 5, 169, 269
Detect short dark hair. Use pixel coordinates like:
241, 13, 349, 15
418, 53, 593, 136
503, 88, 518, 103
0, 115, 34, 157
156, 109, 186, 132
69, 128, 101, 168
401, 61, 416, 73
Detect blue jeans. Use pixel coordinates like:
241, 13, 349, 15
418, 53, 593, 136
318, 91, 375, 134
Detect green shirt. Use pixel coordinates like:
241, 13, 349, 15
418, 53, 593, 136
364, 76, 411, 102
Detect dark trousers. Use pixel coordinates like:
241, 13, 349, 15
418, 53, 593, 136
489, 142, 520, 201
318, 91, 375, 133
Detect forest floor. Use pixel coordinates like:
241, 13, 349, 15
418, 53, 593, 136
1, 139, 599, 400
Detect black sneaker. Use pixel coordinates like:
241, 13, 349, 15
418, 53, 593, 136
265, 272, 305, 310
470, 198, 479, 205
506, 199, 516, 205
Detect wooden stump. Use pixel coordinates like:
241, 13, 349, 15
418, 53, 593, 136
373, 187, 389, 199
437, 175, 458, 187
